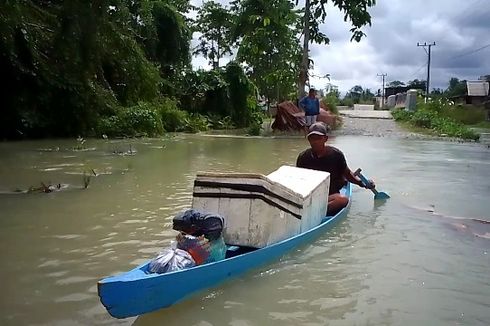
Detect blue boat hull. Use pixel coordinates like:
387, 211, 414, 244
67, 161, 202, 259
98, 183, 352, 318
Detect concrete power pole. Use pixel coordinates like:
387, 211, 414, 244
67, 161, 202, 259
377, 73, 387, 108
417, 42, 436, 102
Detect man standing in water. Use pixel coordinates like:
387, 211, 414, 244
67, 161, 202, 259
296, 122, 375, 215
299, 88, 320, 132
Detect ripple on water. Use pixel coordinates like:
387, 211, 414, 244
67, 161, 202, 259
223, 301, 245, 309
56, 276, 94, 286
38, 259, 61, 268
51, 234, 83, 240
55, 293, 92, 303
268, 311, 313, 322
310, 297, 353, 311
122, 219, 148, 224
277, 299, 308, 304
101, 240, 140, 248
46, 271, 69, 278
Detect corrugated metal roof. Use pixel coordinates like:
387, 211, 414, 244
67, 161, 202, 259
467, 81, 489, 96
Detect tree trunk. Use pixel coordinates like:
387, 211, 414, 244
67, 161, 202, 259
217, 37, 220, 69
298, 0, 311, 99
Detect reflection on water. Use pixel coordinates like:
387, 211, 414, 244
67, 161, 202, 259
0, 135, 489, 325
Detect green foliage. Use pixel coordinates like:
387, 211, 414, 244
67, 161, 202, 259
297, 0, 375, 97
148, 2, 191, 71
444, 106, 487, 125
225, 62, 257, 127
232, 0, 301, 103
158, 98, 187, 132
246, 109, 264, 135
387, 80, 405, 87
178, 68, 228, 114
407, 79, 426, 91
0, 0, 169, 138
321, 93, 339, 114
311, 0, 375, 42
0, 0, 377, 139
341, 98, 354, 108
98, 102, 164, 137
193, 1, 234, 69
391, 108, 413, 121
343, 85, 373, 104
410, 109, 439, 128
444, 77, 467, 98
184, 114, 210, 133
206, 114, 236, 129
391, 101, 480, 141
178, 62, 257, 128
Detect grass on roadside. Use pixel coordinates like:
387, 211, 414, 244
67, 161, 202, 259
391, 100, 482, 141
469, 121, 490, 129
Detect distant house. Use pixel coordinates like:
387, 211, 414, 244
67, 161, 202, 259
451, 80, 489, 105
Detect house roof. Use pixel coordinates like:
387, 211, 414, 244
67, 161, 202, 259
467, 81, 489, 96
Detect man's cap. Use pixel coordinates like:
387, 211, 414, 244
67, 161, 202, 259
307, 122, 330, 137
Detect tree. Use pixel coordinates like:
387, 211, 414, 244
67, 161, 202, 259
0, 0, 194, 138
143, 2, 192, 79
345, 85, 363, 103
387, 80, 405, 87
407, 79, 426, 91
445, 77, 467, 97
193, 1, 234, 69
326, 88, 340, 100
361, 88, 374, 103
431, 88, 443, 96
231, 0, 301, 103
298, 0, 376, 97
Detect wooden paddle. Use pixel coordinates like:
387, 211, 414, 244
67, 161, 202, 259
354, 168, 390, 200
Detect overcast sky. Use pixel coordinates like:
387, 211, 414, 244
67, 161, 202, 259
189, 0, 490, 95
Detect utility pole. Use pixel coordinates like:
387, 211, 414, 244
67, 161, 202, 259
417, 42, 436, 102
377, 73, 387, 108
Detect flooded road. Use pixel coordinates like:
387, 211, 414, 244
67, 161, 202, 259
0, 135, 489, 325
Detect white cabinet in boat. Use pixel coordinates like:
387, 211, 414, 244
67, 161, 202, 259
191, 165, 330, 248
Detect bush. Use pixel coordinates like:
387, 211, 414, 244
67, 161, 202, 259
124, 102, 164, 135
341, 98, 354, 108
321, 94, 339, 115
391, 107, 479, 140
246, 110, 263, 136
391, 108, 413, 121
247, 122, 262, 136
157, 98, 187, 132
184, 114, 209, 133
97, 101, 163, 137
411, 110, 438, 128
206, 114, 236, 130
226, 62, 257, 128
161, 107, 187, 132
442, 105, 486, 125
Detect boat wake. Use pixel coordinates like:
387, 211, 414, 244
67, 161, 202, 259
406, 204, 490, 240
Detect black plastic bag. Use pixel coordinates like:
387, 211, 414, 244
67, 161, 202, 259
172, 209, 224, 240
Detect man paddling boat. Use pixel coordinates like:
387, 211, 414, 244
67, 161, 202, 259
296, 122, 375, 215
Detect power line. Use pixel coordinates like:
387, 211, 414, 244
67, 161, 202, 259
409, 62, 428, 79
449, 43, 490, 60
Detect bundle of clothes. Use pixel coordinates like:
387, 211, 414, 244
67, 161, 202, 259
149, 209, 227, 274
